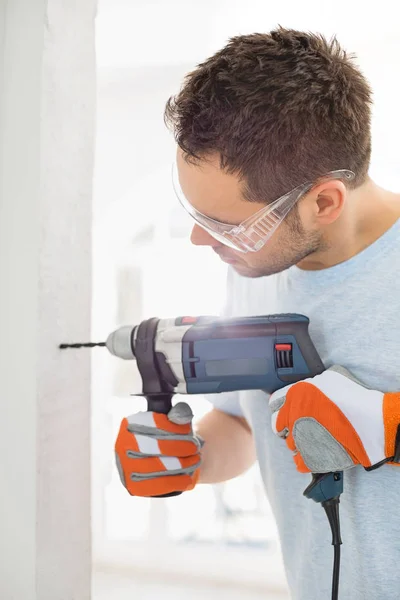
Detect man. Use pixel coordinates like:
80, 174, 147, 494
115, 28, 400, 598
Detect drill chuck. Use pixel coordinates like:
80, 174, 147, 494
105, 326, 137, 360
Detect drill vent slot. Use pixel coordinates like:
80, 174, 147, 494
188, 342, 196, 377
275, 345, 293, 369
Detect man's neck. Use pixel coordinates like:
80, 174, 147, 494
297, 179, 400, 271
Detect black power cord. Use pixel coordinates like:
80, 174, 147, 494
322, 497, 342, 600
303, 472, 344, 599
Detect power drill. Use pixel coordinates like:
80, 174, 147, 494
61, 312, 343, 599
62, 313, 343, 503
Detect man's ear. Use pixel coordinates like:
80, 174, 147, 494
309, 180, 347, 225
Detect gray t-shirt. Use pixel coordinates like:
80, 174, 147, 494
209, 219, 400, 600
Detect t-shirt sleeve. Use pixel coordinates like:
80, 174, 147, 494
206, 390, 244, 417
206, 268, 245, 417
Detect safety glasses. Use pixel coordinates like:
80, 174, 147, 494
172, 165, 355, 253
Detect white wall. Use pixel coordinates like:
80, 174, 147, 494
0, 1, 96, 598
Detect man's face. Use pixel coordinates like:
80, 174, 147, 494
176, 152, 324, 278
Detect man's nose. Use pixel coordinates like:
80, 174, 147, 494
190, 224, 221, 247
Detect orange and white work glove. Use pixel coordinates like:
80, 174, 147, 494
269, 366, 400, 473
115, 402, 203, 497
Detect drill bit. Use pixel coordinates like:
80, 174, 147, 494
59, 342, 106, 349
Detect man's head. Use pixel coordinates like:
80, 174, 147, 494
165, 28, 373, 277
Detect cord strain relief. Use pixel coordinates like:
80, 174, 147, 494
322, 498, 342, 546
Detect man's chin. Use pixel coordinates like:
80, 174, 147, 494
230, 262, 266, 278
231, 259, 296, 278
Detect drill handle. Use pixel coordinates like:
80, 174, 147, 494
146, 394, 173, 414
303, 471, 343, 503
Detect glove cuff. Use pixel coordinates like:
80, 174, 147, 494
383, 392, 400, 464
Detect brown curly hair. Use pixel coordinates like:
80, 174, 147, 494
164, 27, 373, 204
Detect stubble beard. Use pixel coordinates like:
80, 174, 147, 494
233, 217, 325, 278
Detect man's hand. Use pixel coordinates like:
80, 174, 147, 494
115, 402, 203, 496
269, 366, 400, 473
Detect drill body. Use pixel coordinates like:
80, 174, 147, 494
106, 313, 325, 405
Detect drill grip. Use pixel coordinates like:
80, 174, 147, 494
146, 394, 173, 414
303, 472, 344, 503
